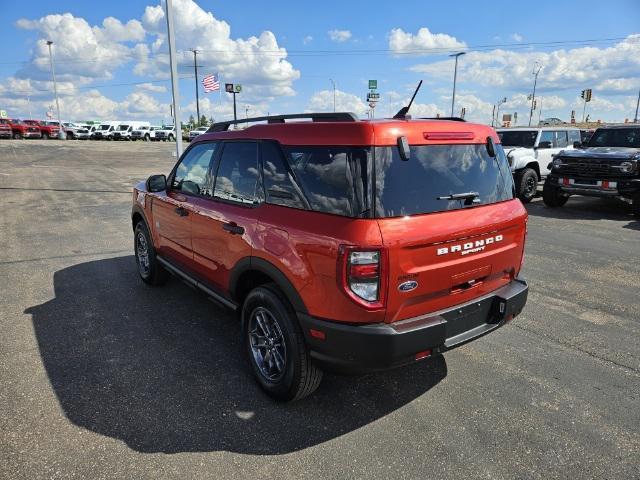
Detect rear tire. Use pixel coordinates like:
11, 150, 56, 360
515, 168, 538, 203
13, 132, 22, 140
144, 134, 150, 142
168, 134, 175, 142
134, 221, 168, 286
242, 284, 323, 401
542, 180, 569, 207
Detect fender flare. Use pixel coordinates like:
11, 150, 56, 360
229, 257, 308, 314
131, 203, 150, 231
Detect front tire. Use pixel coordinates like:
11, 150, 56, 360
168, 134, 175, 142
515, 168, 539, 203
632, 193, 640, 218
13, 132, 22, 140
242, 285, 323, 401
134, 221, 168, 286
542, 180, 569, 207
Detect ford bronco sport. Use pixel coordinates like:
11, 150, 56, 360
132, 108, 529, 401
543, 124, 640, 215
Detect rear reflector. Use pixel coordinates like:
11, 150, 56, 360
309, 329, 326, 340
423, 131, 475, 141
415, 349, 432, 361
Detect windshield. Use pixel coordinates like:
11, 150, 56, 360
99, 125, 110, 130
374, 144, 514, 218
587, 128, 640, 148
118, 125, 129, 131
497, 130, 538, 148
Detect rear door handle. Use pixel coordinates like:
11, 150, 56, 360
222, 222, 245, 235
174, 206, 189, 217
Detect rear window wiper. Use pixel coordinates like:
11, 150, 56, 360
437, 192, 479, 201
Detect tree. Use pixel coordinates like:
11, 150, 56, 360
208, 116, 215, 125
199, 114, 207, 127
188, 114, 195, 127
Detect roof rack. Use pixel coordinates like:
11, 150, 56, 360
420, 117, 466, 122
207, 112, 359, 132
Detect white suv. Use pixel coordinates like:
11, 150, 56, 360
497, 127, 581, 202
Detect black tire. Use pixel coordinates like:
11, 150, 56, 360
144, 134, 150, 142
13, 132, 22, 140
242, 284, 323, 401
542, 180, 569, 207
134, 221, 168, 286
168, 134, 175, 142
515, 168, 539, 203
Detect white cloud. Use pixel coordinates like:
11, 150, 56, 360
410, 35, 640, 92
138, 0, 299, 98
307, 89, 368, 115
15, 13, 136, 83
511, 33, 523, 42
388, 27, 466, 55
303, 35, 313, 45
135, 82, 167, 93
595, 77, 640, 93
328, 30, 352, 43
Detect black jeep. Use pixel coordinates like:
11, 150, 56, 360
543, 125, 640, 216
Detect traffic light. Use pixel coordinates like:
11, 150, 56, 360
580, 90, 586, 99
585, 89, 592, 102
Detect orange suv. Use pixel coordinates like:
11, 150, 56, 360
132, 111, 528, 401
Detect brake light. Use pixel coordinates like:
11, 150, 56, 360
338, 246, 387, 310
423, 131, 475, 141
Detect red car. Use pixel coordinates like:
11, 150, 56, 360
132, 111, 529, 401
0, 119, 11, 139
23, 120, 59, 139
5, 119, 41, 139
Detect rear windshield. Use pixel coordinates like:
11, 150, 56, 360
587, 128, 640, 148
497, 130, 537, 148
374, 144, 514, 218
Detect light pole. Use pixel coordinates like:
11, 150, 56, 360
634, 88, 639, 123
245, 106, 250, 119
46, 41, 65, 139
165, 0, 183, 156
189, 49, 201, 125
450, 52, 465, 117
329, 78, 336, 112
528, 63, 543, 126
495, 97, 507, 127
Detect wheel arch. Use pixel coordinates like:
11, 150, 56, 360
230, 257, 308, 315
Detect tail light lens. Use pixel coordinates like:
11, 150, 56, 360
338, 246, 387, 310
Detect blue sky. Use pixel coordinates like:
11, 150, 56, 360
1, 0, 639, 125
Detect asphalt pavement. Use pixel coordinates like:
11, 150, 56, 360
1, 140, 638, 479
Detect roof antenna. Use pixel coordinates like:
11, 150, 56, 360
393, 80, 423, 119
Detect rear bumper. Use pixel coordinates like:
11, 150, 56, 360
299, 278, 528, 374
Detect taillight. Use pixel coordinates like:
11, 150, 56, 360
338, 246, 387, 310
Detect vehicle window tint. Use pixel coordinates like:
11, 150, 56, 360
375, 144, 514, 218
554, 131, 568, 148
568, 130, 581, 144
539, 131, 553, 145
261, 142, 307, 210
283, 146, 370, 217
588, 128, 640, 148
172, 142, 217, 196
214, 142, 260, 204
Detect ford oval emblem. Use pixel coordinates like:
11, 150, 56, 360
398, 280, 418, 292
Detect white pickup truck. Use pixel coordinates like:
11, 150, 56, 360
497, 127, 582, 202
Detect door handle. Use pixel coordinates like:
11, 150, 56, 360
174, 206, 189, 217
222, 222, 245, 235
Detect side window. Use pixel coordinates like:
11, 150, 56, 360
214, 142, 260, 204
568, 130, 581, 144
539, 131, 553, 146
554, 131, 569, 148
261, 142, 306, 210
172, 142, 217, 196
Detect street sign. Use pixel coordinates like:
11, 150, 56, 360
225, 83, 234, 93
368, 80, 377, 90
502, 114, 512, 122
234, 84, 242, 93
0, 110, 7, 119
366, 92, 380, 101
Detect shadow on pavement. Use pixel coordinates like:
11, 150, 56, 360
26, 256, 446, 454
525, 197, 639, 230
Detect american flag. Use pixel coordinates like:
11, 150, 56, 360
202, 73, 220, 93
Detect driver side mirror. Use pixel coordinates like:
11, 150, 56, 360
573, 141, 582, 148
537, 141, 552, 149
146, 174, 166, 193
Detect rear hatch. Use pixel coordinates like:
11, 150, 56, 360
373, 142, 527, 323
